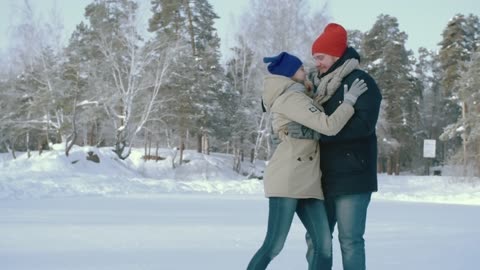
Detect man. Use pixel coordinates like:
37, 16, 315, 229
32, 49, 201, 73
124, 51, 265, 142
287, 23, 382, 270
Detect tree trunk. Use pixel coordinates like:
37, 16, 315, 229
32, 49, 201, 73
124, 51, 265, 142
65, 131, 77, 157
11, 144, 16, 159
88, 123, 93, 146
233, 148, 241, 173
394, 151, 400, 175
197, 132, 202, 153
477, 141, 480, 177
172, 147, 178, 169
377, 157, 383, 173
387, 156, 392, 175
179, 138, 185, 166
462, 102, 468, 176
165, 128, 171, 149
5, 142, 16, 159
144, 131, 148, 161
66, 95, 78, 157
45, 112, 51, 149
184, 0, 196, 56
88, 121, 96, 146
26, 132, 31, 158
148, 134, 152, 157
38, 139, 44, 156
202, 134, 209, 155
250, 148, 254, 163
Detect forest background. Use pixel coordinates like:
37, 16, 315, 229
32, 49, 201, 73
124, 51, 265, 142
0, 0, 479, 177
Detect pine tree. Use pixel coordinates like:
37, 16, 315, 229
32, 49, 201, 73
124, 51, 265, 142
189, 0, 225, 154
347, 29, 364, 55
0, 70, 30, 156
438, 14, 471, 121
415, 48, 444, 166
222, 39, 264, 171
445, 50, 480, 175
64, 22, 108, 148
362, 14, 422, 174
148, 0, 225, 164
463, 51, 480, 176
438, 14, 480, 163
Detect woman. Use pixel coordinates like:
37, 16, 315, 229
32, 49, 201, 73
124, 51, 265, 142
247, 52, 367, 270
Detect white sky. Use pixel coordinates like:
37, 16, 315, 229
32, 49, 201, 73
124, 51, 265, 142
326, 0, 480, 53
0, 0, 479, 59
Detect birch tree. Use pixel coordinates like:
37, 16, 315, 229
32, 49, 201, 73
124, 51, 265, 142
232, 0, 328, 163
7, 0, 68, 154
83, 0, 174, 159
223, 38, 263, 173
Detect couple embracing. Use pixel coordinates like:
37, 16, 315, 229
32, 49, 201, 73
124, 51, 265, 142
247, 23, 382, 270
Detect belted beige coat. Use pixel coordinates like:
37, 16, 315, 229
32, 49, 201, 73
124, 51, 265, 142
262, 75, 354, 199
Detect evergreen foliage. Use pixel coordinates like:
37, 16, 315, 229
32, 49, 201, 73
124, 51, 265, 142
362, 14, 422, 173
1, 1, 480, 175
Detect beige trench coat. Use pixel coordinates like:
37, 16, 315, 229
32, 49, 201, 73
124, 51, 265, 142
262, 75, 354, 199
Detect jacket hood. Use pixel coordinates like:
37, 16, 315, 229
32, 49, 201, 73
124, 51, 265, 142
262, 75, 297, 111
321, 47, 361, 78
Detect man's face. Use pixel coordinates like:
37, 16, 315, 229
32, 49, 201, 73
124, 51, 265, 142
312, 53, 338, 74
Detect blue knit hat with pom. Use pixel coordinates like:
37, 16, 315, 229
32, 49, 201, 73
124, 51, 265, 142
263, 52, 303, 77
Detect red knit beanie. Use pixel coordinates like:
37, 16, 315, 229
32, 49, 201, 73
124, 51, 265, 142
311, 23, 347, 57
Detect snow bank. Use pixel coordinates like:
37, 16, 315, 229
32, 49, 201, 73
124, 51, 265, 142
1, 145, 479, 205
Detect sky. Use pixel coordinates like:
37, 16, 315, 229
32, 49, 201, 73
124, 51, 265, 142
326, 0, 480, 53
0, 145, 479, 269
0, 0, 479, 59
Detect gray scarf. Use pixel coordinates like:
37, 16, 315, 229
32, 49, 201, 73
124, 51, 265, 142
311, 58, 359, 106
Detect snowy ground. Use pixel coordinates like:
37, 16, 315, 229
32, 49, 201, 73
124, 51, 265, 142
1, 145, 479, 269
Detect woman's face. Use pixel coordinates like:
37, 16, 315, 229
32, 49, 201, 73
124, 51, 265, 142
291, 66, 306, 82
312, 53, 338, 74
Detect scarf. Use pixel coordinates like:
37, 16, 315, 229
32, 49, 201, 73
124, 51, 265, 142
311, 58, 359, 106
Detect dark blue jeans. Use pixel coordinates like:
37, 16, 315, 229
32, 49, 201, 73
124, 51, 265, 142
306, 192, 371, 270
247, 197, 332, 270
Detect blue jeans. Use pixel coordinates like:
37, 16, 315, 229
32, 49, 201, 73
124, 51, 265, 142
306, 193, 371, 270
247, 197, 332, 270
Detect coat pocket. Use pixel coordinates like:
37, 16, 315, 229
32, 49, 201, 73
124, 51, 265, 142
289, 139, 318, 162
322, 147, 367, 175
345, 151, 367, 171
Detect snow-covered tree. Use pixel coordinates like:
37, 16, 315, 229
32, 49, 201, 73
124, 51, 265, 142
438, 13, 480, 165
230, 0, 327, 161
239, 0, 324, 60
80, 0, 173, 160
222, 38, 265, 173
362, 14, 422, 174
5, 0, 69, 156
415, 48, 444, 165
441, 50, 480, 176
148, 0, 224, 165
347, 29, 364, 54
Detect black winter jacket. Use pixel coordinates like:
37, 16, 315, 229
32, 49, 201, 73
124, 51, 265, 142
311, 47, 382, 196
